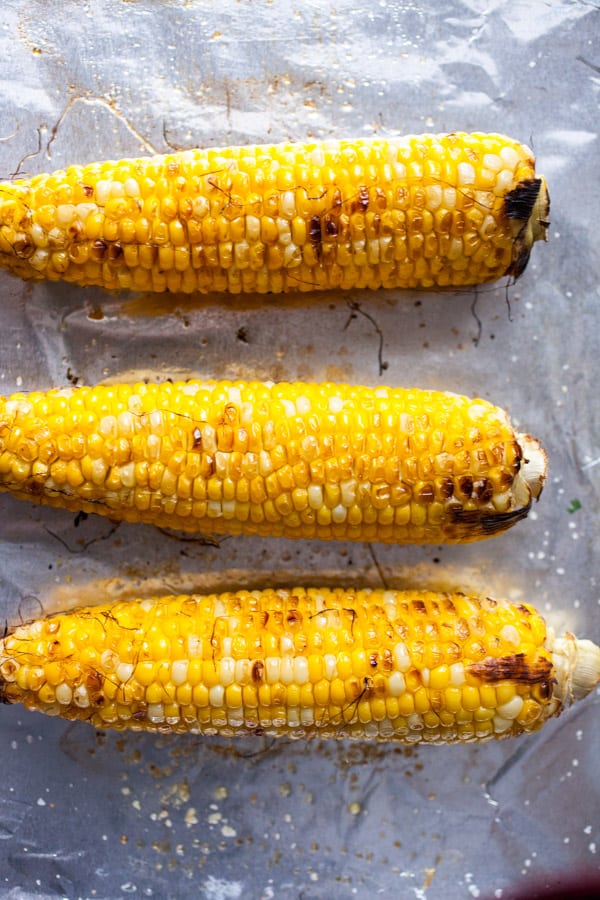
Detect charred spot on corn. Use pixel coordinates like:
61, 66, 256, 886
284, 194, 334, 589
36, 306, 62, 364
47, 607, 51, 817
309, 214, 322, 258
468, 653, 553, 685
505, 176, 550, 279
504, 179, 544, 222
449, 499, 532, 536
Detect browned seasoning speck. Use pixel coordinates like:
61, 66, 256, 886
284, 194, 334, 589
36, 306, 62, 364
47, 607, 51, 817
108, 242, 123, 262
382, 648, 393, 672
474, 478, 494, 503
13, 239, 33, 258
324, 216, 338, 237
458, 475, 474, 498
91, 239, 108, 261
251, 661, 264, 683
85, 670, 104, 704
438, 478, 454, 499
418, 484, 435, 504
309, 215, 322, 258
223, 404, 238, 424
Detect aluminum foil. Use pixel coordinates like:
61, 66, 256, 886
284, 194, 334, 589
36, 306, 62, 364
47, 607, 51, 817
0, 1, 598, 897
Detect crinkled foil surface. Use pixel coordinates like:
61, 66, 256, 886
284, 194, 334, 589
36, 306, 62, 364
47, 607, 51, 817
0, 1, 599, 898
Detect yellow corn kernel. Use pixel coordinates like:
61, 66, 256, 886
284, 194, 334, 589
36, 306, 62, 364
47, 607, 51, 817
0, 379, 547, 545
0, 133, 548, 294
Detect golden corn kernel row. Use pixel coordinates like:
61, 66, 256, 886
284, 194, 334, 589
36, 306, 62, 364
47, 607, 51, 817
0, 379, 547, 544
1, 588, 597, 743
0, 132, 549, 294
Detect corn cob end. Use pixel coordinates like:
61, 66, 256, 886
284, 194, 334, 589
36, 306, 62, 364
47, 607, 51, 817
517, 433, 547, 503
506, 175, 550, 279
552, 635, 600, 705
531, 176, 550, 242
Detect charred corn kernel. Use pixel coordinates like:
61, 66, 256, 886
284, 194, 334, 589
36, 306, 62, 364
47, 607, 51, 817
0, 133, 549, 294
0, 379, 547, 545
2, 587, 597, 744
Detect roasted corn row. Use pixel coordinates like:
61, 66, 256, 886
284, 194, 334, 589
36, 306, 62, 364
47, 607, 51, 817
0, 379, 547, 544
0, 132, 549, 294
1, 588, 597, 743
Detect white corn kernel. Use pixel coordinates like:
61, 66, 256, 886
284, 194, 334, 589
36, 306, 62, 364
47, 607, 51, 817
171, 660, 189, 686
73, 684, 90, 708
497, 695, 524, 720
388, 671, 406, 697
56, 204, 77, 225
495, 169, 514, 194
101, 649, 119, 671
147, 703, 165, 723
55, 683, 73, 705
493, 715, 513, 733
500, 625, 520, 646
124, 178, 140, 197
483, 153, 502, 171
209, 685, 225, 707
425, 185, 443, 209
116, 662, 134, 683
457, 162, 475, 185
30, 224, 48, 247
280, 191, 296, 218
28, 249, 49, 270
95, 180, 111, 205
300, 707, 315, 726
280, 658, 294, 684
187, 635, 203, 657
331, 504, 347, 523
293, 657, 309, 685
393, 642, 411, 672
220, 658, 235, 686
500, 146, 520, 168
99, 415, 117, 438
323, 654, 337, 680
266, 658, 280, 684
235, 659, 251, 683
308, 485, 323, 509
119, 463, 136, 488
449, 663, 465, 686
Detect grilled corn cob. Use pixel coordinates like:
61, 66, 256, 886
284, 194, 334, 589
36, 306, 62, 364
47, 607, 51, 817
0, 379, 546, 544
1, 588, 597, 743
0, 132, 549, 294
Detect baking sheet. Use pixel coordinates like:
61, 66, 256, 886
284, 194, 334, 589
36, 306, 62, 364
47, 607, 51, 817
0, 1, 599, 897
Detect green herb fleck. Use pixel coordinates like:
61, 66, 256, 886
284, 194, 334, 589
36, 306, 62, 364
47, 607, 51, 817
567, 499, 582, 514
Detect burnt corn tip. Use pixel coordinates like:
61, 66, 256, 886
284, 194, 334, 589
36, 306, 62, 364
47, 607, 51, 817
506, 175, 550, 279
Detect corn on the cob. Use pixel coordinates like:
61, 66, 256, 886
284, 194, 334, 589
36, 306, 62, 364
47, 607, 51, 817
1, 588, 597, 743
0, 379, 546, 544
0, 132, 549, 294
